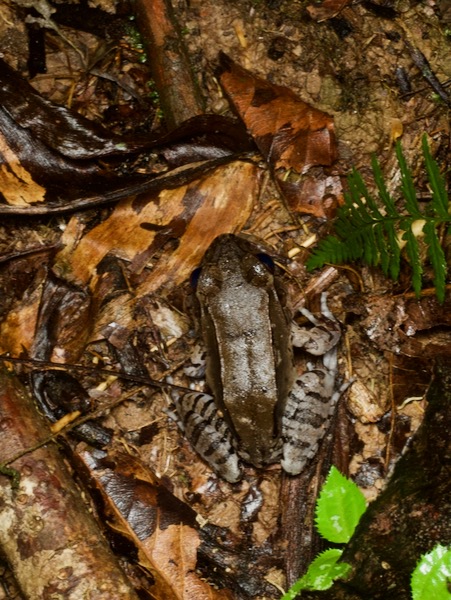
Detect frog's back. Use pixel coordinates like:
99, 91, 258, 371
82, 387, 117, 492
196, 235, 293, 466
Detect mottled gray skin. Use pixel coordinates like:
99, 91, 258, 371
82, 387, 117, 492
175, 235, 342, 482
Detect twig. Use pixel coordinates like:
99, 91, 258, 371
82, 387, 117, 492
405, 40, 451, 107
134, 0, 205, 127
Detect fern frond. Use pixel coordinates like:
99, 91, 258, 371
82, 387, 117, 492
422, 134, 448, 218
373, 222, 388, 272
372, 154, 398, 217
396, 141, 422, 218
423, 220, 447, 303
401, 222, 423, 297
383, 219, 401, 280
306, 136, 450, 301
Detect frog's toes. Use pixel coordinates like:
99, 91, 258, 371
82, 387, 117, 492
183, 344, 207, 378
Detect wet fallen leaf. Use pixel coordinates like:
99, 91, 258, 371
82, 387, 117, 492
217, 53, 341, 217
78, 449, 234, 600
56, 160, 258, 290
0, 58, 252, 214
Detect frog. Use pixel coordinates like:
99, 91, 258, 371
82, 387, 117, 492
173, 234, 343, 483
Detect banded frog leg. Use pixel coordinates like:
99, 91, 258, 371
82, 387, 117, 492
282, 295, 342, 475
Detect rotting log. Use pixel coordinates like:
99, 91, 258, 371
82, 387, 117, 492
0, 367, 139, 600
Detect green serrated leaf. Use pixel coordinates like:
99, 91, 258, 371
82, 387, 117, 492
301, 549, 351, 591
315, 466, 367, 544
411, 544, 451, 600
280, 550, 352, 599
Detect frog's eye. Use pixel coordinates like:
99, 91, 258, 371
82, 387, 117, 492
248, 261, 273, 287
190, 267, 202, 289
256, 253, 275, 272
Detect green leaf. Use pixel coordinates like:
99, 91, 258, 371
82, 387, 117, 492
402, 223, 423, 297
422, 134, 448, 219
280, 550, 352, 599
423, 220, 447, 303
396, 141, 421, 218
301, 549, 352, 591
411, 544, 451, 600
374, 222, 389, 272
315, 466, 367, 544
306, 137, 450, 302
372, 154, 398, 217
383, 219, 401, 280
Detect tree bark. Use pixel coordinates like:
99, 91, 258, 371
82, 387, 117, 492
134, 0, 205, 127
0, 367, 139, 600
300, 361, 451, 600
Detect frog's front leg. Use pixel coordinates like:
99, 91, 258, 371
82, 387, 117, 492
174, 391, 242, 483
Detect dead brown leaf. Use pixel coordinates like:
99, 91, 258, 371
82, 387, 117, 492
217, 53, 340, 217
78, 449, 233, 600
218, 53, 336, 173
56, 160, 259, 290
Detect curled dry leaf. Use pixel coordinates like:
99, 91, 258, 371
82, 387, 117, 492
217, 53, 341, 217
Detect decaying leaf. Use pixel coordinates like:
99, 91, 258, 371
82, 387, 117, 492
217, 53, 341, 217
0, 276, 44, 358
134, 160, 260, 296
306, 0, 351, 22
50, 160, 260, 343
0, 58, 252, 214
78, 449, 233, 600
56, 161, 259, 289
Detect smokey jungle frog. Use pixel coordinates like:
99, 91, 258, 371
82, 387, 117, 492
173, 234, 343, 483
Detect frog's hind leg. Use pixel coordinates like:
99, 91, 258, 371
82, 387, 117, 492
281, 345, 341, 475
175, 392, 242, 483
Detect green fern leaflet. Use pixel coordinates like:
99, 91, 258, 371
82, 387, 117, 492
307, 135, 450, 302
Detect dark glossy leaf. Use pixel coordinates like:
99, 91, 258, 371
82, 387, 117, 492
0, 58, 252, 214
